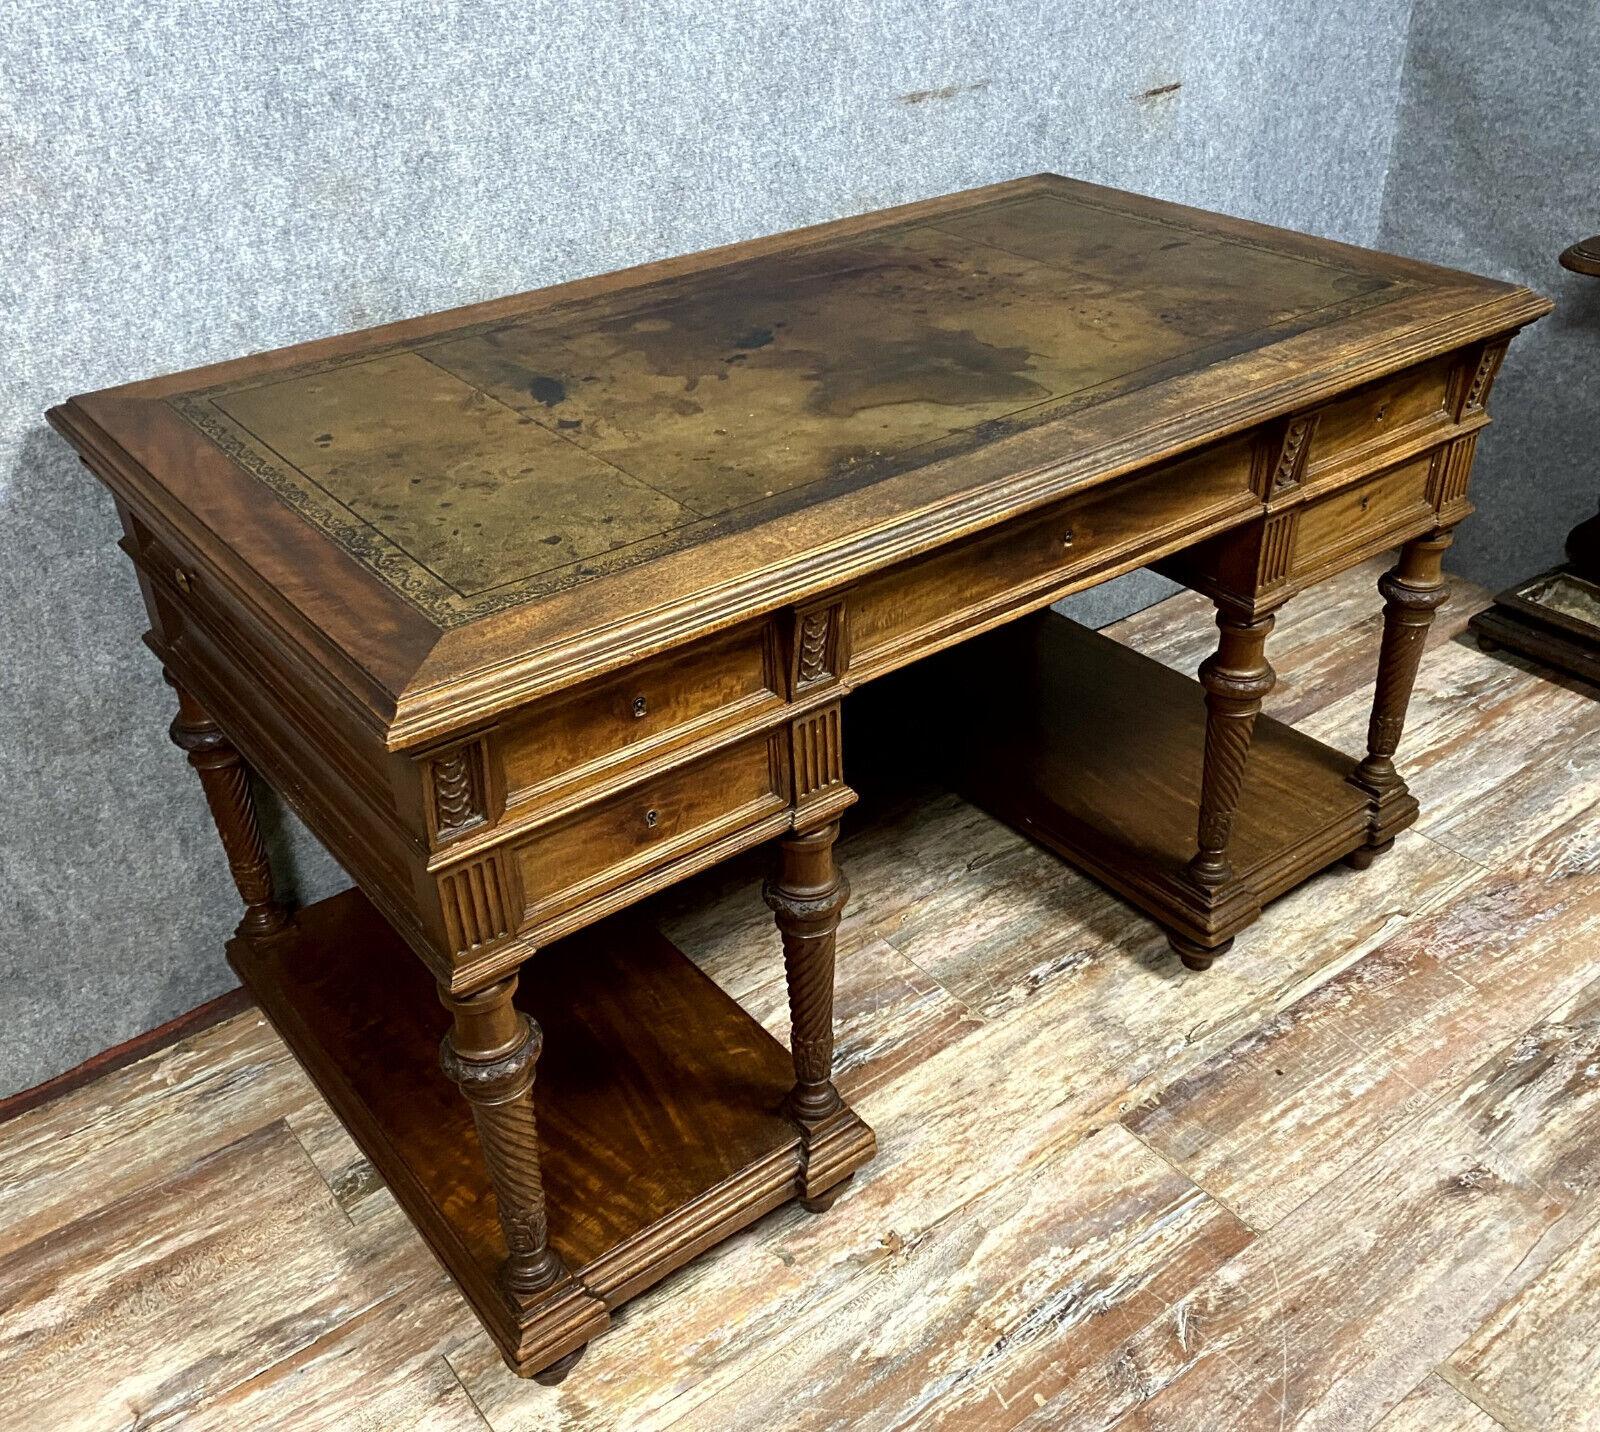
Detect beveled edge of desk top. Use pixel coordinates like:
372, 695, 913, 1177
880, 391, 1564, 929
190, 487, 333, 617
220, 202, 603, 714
47, 174, 1551, 751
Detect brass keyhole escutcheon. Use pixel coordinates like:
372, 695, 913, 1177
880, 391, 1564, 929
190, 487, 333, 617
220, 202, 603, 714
1061, 527, 1075, 552
644, 808, 659, 830
1359, 494, 1371, 512
632, 694, 648, 719
173, 569, 194, 595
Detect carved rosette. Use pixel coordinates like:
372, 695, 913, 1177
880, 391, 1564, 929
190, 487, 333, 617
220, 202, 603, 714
430, 741, 487, 841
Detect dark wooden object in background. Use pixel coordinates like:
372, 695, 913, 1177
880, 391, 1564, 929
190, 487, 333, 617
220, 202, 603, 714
48, 175, 1547, 1376
1470, 235, 1600, 688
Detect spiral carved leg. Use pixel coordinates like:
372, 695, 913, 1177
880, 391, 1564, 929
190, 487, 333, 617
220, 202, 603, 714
1188, 607, 1278, 893
764, 823, 849, 1129
1351, 531, 1453, 830
438, 976, 566, 1301
166, 676, 288, 939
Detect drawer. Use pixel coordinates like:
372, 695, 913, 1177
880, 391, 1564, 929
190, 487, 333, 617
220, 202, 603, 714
122, 511, 214, 622
1292, 455, 1436, 576
499, 619, 782, 805
121, 509, 400, 820
1303, 357, 1452, 486
850, 437, 1255, 675
512, 729, 787, 927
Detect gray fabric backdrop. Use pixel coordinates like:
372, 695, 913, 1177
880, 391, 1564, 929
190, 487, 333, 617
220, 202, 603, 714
2, 1, 1589, 1093
1378, 0, 1600, 589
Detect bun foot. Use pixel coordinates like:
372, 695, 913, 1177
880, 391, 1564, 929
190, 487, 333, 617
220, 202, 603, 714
800, 1173, 854, 1214
1169, 932, 1231, 972
1343, 838, 1394, 871
532, 1344, 587, 1386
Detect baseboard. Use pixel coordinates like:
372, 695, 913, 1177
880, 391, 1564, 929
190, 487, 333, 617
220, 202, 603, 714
0, 986, 256, 1126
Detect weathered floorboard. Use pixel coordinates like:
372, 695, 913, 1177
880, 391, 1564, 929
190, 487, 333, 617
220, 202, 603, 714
1373, 1375, 1507, 1432
1125, 839, 1600, 1230
0, 1122, 433, 1430
672, 1125, 1252, 1432
1441, 977, 1600, 1432
154, 1275, 492, 1432
0, 1010, 320, 1259
1100, 948, 1600, 1431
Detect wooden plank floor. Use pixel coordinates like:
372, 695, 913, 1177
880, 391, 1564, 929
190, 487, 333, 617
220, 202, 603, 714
6, 559, 1600, 1432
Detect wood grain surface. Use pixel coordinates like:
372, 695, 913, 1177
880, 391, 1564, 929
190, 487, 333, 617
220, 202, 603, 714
5, 558, 1596, 1430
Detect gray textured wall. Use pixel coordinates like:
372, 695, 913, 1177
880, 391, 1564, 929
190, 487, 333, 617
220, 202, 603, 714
3, 1, 1419, 1093
1376, 0, 1599, 592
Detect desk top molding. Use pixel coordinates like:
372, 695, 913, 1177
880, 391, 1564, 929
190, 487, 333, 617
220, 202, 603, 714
49, 173, 1548, 752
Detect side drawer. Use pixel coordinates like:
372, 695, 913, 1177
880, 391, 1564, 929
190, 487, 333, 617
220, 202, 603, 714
1292, 455, 1436, 576
849, 437, 1255, 676
1302, 356, 1453, 487
498, 619, 783, 807
511, 729, 788, 929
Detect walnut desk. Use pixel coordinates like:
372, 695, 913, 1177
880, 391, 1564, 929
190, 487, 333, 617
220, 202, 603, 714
48, 175, 1547, 1380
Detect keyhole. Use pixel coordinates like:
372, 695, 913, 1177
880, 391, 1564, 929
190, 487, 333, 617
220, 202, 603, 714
1061, 527, 1075, 551
644, 808, 659, 830
631, 694, 648, 719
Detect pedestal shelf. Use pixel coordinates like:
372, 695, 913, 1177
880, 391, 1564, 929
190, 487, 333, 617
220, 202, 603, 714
946, 612, 1381, 951
230, 889, 873, 1376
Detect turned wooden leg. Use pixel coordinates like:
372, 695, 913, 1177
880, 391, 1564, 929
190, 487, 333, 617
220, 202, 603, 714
764, 822, 849, 1131
1170, 605, 1277, 969
1350, 530, 1453, 845
166, 676, 289, 939
1188, 606, 1278, 891
438, 976, 567, 1302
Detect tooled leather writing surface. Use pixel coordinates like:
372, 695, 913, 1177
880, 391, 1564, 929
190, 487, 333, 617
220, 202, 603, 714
165, 187, 1397, 626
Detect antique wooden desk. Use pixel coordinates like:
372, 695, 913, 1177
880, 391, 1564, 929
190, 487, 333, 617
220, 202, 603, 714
49, 175, 1547, 1381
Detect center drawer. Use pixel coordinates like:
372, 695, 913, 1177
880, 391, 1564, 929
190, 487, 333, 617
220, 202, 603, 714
847, 435, 1257, 678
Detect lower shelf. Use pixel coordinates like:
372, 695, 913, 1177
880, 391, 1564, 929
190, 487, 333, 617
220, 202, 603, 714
944, 611, 1381, 950
230, 888, 874, 1376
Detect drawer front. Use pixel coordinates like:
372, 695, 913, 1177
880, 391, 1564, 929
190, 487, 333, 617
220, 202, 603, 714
1293, 456, 1436, 576
499, 619, 782, 805
1304, 357, 1452, 486
512, 730, 787, 926
850, 438, 1255, 675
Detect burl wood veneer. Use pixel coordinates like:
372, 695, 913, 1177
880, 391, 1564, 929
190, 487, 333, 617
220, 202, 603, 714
48, 174, 1547, 1378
